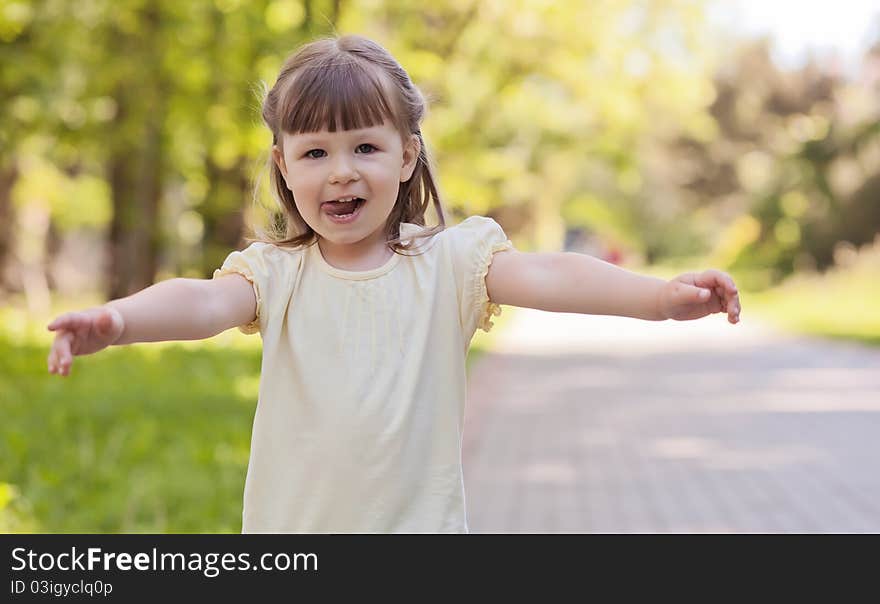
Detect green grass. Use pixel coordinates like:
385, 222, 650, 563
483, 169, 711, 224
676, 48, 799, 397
1, 327, 262, 533
744, 268, 880, 347
1, 301, 500, 533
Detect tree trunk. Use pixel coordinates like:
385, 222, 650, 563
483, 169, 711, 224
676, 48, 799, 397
107, 84, 135, 300
130, 108, 163, 292
0, 160, 18, 294
105, 4, 164, 300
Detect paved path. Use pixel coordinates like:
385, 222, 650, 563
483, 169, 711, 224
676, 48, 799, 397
462, 309, 880, 533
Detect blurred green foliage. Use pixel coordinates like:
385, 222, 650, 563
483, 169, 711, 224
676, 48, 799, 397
665, 42, 880, 286
3, 0, 877, 304
2, 0, 726, 301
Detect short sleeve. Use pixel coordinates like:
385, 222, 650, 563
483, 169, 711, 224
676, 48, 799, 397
445, 216, 514, 338
212, 242, 282, 335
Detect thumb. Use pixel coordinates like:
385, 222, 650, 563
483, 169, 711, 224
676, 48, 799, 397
680, 284, 710, 302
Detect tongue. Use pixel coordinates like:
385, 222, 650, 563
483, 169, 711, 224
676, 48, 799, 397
325, 200, 359, 215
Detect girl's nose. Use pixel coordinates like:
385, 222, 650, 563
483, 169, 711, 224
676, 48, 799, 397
328, 160, 361, 184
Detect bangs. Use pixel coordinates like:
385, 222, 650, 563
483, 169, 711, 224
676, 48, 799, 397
278, 59, 396, 134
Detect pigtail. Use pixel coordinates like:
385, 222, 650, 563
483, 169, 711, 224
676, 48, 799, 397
385, 131, 446, 253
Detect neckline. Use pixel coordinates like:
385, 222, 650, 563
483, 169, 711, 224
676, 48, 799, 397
309, 223, 428, 280
310, 240, 401, 280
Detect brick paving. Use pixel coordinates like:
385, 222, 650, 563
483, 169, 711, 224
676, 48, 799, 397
462, 309, 880, 533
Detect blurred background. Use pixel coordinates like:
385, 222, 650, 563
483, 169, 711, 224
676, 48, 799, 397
1, 0, 878, 532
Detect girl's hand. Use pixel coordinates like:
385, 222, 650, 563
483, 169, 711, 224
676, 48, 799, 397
658, 269, 741, 324
46, 306, 125, 376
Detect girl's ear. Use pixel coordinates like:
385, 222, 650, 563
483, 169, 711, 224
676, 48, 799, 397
400, 134, 420, 182
272, 145, 290, 185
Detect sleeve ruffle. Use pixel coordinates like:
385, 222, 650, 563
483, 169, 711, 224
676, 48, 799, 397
212, 252, 262, 335
473, 238, 514, 333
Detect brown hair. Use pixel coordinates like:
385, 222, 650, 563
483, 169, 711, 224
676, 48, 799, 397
252, 34, 445, 253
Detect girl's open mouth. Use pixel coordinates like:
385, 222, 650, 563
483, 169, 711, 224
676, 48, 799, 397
323, 198, 365, 224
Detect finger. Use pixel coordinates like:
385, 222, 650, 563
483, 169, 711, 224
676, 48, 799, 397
726, 289, 741, 315
702, 272, 740, 313
694, 283, 720, 312
694, 269, 720, 289
675, 272, 699, 287
730, 303, 741, 323
721, 289, 735, 314
729, 302, 741, 323
685, 284, 711, 303
47, 313, 71, 331
48, 334, 66, 374
709, 269, 736, 291
714, 285, 726, 309
721, 273, 739, 298
47, 312, 88, 332
56, 331, 74, 376
726, 293, 740, 322
695, 269, 736, 295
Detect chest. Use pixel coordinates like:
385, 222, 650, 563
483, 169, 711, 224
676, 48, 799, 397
288, 264, 459, 373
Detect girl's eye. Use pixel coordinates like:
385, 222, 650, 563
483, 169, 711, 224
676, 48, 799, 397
305, 149, 326, 159
356, 143, 376, 154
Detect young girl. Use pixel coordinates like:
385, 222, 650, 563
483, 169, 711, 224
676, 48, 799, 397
46, 35, 741, 533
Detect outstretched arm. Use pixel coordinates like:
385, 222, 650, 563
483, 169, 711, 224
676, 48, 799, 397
47, 274, 256, 376
485, 250, 741, 323
103, 274, 256, 344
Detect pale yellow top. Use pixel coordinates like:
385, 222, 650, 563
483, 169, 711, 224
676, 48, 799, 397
213, 216, 513, 533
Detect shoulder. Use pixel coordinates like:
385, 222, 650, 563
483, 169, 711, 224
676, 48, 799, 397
444, 215, 501, 233
244, 240, 305, 254
443, 215, 505, 239
238, 240, 307, 261
440, 216, 509, 252
399, 216, 500, 242
219, 241, 307, 279
397, 222, 444, 255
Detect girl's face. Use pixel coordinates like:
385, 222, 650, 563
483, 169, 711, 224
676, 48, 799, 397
273, 119, 419, 250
